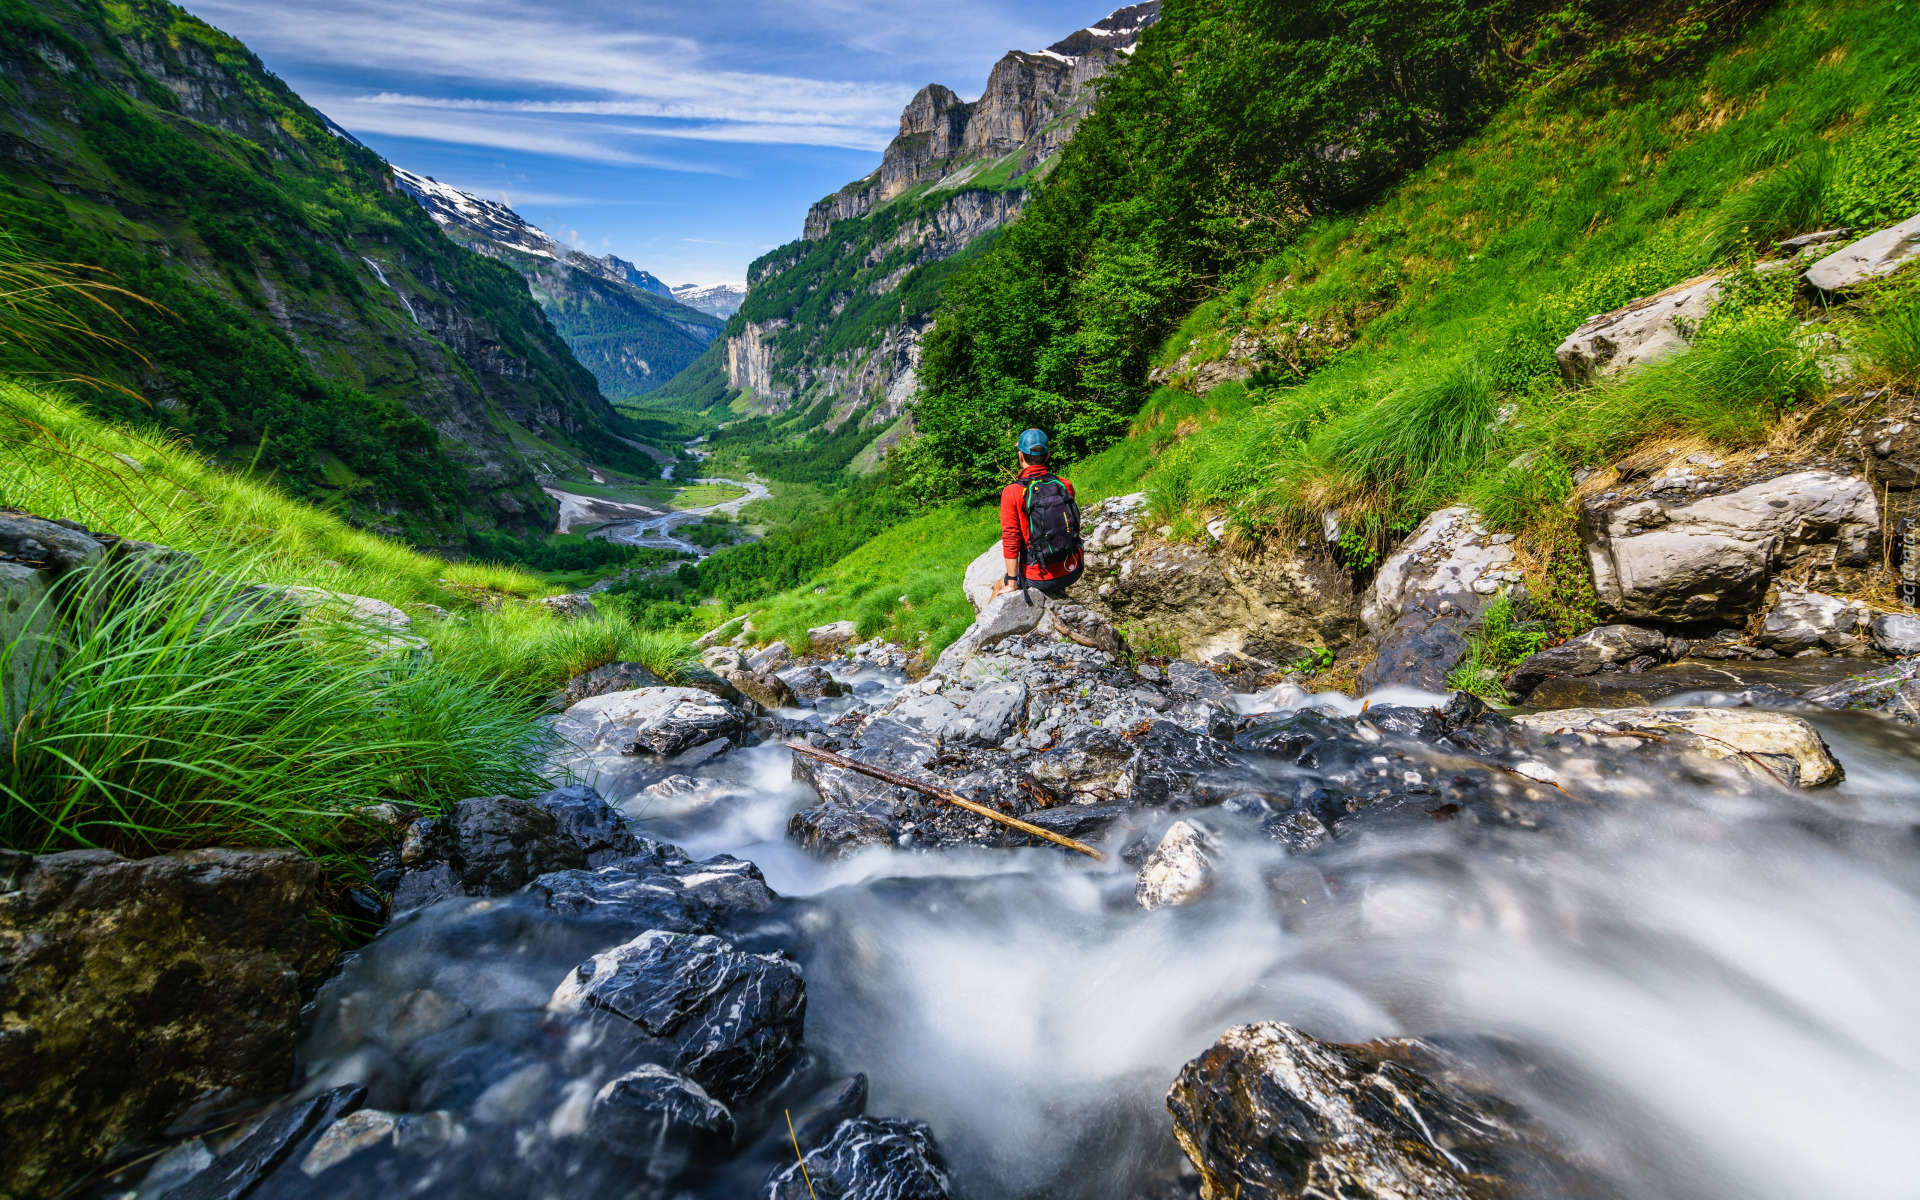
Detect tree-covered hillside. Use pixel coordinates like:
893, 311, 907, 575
0, 0, 651, 539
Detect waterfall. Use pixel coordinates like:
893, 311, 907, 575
360, 256, 420, 324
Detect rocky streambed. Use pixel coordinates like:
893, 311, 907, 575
53, 599, 1920, 1200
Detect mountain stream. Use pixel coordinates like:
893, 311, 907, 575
274, 665, 1920, 1200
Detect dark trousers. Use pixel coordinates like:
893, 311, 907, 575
1018, 561, 1083, 596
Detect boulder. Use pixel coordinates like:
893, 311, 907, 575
1505, 624, 1675, 700
537, 592, 599, 620
524, 865, 714, 939
1525, 655, 1865, 709
277, 585, 412, 630
0, 848, 337, 1199
1756, 589, 1871, 655
807, 619, 860, 652
1555, 270, 1723, 381
547, 930, 806, 1103
1803, 212, 1920, 292
928, 589, 1053, 677
1511, 705, 1842, 787
555, 661, 665, 708
776, 664, 844, 706
1871, 612, 1920, 657
444, 795, 590, 894
725, 667, 798, 710
0, 510, 106, 576
747, 641, 792, 673
1167, 1022, 1587, 1200
1, 561, 57, 722
588, 1064, 734, 1156
1581, 471, 1879, 622
1136, 821, 1216, 910
555, 687, 748, 756
964, 540, 1004, 613
1363, 507, 1518, 635
1071, 494, 1356, 665
1805, 656, 1920, 724
787, 803, 897, 859
170, 1084, 366, 1200
766, 1116, 951, 1200
298, 1108, 461, 1177
529, 784, 645, 865
954, 680, 1027, 745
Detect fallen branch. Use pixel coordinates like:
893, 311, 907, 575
784, 741, 1107, 861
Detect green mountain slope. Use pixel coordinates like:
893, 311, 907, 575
0, 0, 650, 540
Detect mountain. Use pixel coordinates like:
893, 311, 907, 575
653, 3, 1159, 477
392, 167, 722, 401
671, 282, 748, 318
0, 0, 651, 538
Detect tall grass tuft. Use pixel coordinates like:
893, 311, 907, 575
1856, 292, 1920, 387
1, 558, 550, 857
427, 599, 698, 697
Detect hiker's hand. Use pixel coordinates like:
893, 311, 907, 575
989, 578, 1010, 600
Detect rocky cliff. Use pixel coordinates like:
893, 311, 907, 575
0, 0, 651, 536
680, 5, 1157, 476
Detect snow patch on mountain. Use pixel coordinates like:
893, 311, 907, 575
671, 282, 748, 318
391, 165, 558, 259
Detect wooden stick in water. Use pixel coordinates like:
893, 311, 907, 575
783, 740, 1108, 862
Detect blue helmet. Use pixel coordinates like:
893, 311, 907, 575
1017, 428, 1049, 458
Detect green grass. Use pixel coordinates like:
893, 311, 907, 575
1136, 0, 1918, 553
671, 481, 749, 509
0, 552, 549, 859
0, 381, 698, 859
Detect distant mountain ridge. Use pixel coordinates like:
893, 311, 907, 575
671, 282, 747, 318
389, 167, 721, 400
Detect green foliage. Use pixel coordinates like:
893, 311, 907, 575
1857, 288, 1920, 386
1, 557, 549, 857
427, 602, 696, 697
1446, 592, 1549, 700
465, 528, 690, 574
1824, 108, 1920, 231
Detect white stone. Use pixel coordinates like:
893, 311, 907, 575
1512, 706, 1841, 787
954, 681, 1026, 745
964, 540, 1005, 614
746, 641, 791, 673
1584, 471, 1879, 622
1136, 820, 1216, 910
1363, 507, 1515, 636
554, 687, 746, 756
1870, 612, 1920, 657
279, 585, 411, 630
1804, 212, 1920, 292
1555, 271, 1722, 381
1758, 589, 1869, 654
807, 620, 859, 651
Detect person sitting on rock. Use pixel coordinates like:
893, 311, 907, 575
990, 428, 1084, 601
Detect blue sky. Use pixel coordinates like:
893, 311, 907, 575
178, 0, 1116, 286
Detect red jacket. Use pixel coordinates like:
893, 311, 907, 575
1000, 464, 1081, 582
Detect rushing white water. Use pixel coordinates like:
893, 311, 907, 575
359, 257, 420, 324
313, 667, 1920, 1200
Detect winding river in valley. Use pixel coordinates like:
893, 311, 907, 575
280, 662, 1920, 1200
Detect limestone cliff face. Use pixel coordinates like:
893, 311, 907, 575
802, 3, 1160, 240
726, 320, 791, 402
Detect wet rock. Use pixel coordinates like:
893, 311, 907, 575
1511, 706, 1842, 787
554, 660, 665, 709
1804, 656, 1920, 723
299, 1108, 462, 1177
172, 1084, 367, 1200
778, 664, 845, 706
524, 865, 714, 938
1869, 612, 1920, 657
536, 592, 599, 620
1167, 1022, 1587, 1200
1137, 821, 1216, 910
556, 687, 748, 756
445, 795, 589, 895
1525, 655, 1866, 708
531, 784, 645, 865
1166, 659, 1229, 703
766, 1116, 951, 1200
1020, 802, 1130, 841
0, 848, 336, 1200
677, 664, 750, 709
547, 930, 805, 1103
727, 668, 799, 711
789, 1074, 870, 1152
808, 620, 860, 652
588, 1064, 734, 1156
1358, 508, 1519, 690
954, 680, 1026, 744
1804, 212, 1920, 291
1505, 624, 1673, 700
788, 804, 896, 858
1757, 589, 1871, 655
1556, 270, 1723, 381
1581, 472, 1879, 622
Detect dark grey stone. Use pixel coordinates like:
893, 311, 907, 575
765, 1116, 950, 1200
1506, 623, 1672, 700
171, 1085, 365, 1200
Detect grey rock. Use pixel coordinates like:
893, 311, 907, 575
807, 619, 860, 651
1804, 212, 1920, 291
929, 589, 1053, 677
1511, 705, 1842, 787
669, 736, 733, 768
1757, 590, 1870, 655
1363, 507, 1516, 636
524, 866, 713, 938
556, 687, 748, 756
723, 667, 798, 710
1555, 270, 1723, 381
445, 795, 589, 895
963, 539, 1004, 613
1870, 613, 1920, 657
0, 848, 336, 1200
1804, 656, 1920, 723
1018, 802, 1129, 841
1136, 820, 1216, 910
389, 862, 462, 914
766, 1116, 950, 1200
537, 592, 599, 620
555, 661, 665, 709
954, 680, 1026, 745
0, 511, 105, 576
1355, 601, 1483, 694
589, 1064, 733, 1157
1167, 1023, 1591, 1200
776, 663, 844, 706
747, 641, 793, 673
887, 692, 967, 741
530, 784, 644, 865
1506, 624, 1673, 700
1582, 471, 1879, 622
547, 930, 806, 1103
787, 804, 896, 859
172, 1084, 366, 1200
1165, 660, 1229, 703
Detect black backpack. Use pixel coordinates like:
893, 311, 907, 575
1019, 474, 1082, 575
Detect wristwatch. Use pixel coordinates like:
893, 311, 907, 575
1003, 574, 1017, 583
